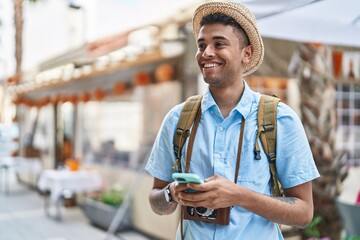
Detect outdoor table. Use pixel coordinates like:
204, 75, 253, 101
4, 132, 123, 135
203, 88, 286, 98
0, 156, 42, 194
37, 169, 102, 220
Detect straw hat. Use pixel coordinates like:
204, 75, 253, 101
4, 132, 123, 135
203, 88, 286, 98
192, 1, 264, 76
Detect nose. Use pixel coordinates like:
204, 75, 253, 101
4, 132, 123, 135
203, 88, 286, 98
202, 45, 214, 58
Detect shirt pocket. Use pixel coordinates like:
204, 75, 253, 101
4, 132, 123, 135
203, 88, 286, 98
236, 143, 270, 189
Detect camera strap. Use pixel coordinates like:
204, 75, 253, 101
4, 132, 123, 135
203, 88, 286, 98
185, 117, 245, 182
185, 117, 245, 183
180, 116, 246, 239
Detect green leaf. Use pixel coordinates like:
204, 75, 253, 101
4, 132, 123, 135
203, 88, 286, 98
99, 189, 126, 206
304, 216, 323, 238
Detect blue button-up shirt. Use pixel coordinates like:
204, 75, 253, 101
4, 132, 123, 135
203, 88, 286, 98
145, 81, 320, 240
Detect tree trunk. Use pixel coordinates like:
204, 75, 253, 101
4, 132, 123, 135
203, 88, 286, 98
13, 0, 23, 75
295, 43, 342, 239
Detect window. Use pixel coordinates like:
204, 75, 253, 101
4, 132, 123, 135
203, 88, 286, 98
336, 83, 360, 166
80, 101, 143, 167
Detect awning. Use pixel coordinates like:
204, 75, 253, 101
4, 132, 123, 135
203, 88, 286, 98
241, 0, 360, 48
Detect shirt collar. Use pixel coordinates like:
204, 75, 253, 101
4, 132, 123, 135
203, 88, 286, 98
201, 80, 256, 119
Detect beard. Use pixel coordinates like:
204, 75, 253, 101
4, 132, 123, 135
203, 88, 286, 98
202, 70, 235, 88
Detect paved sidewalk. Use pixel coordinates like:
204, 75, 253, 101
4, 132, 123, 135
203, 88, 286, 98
0, 171, 152, 240
0, 170, 305, 240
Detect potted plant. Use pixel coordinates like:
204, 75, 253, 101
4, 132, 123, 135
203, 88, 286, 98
82, 187, 131, 232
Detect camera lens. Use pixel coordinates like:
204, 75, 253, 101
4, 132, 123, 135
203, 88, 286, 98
195, 207, 214, 217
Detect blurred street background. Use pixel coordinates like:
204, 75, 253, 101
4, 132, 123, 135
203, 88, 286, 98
0, 0, 360, 239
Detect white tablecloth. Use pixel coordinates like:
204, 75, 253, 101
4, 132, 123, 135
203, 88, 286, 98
37, 169, 102, 201
0, 156, 42, 174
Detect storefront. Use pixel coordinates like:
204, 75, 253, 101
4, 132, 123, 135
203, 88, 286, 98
6, 22, 199, 238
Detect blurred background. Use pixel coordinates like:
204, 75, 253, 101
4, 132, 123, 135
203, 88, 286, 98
0, 0, 359, 239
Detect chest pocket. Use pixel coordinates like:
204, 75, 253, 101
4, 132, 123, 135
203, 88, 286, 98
236, 142, 270, 191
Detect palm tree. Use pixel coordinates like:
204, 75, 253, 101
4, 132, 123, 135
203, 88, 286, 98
293, 43, 347, 239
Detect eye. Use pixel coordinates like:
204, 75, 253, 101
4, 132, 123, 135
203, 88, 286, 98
197, 44, 206, 51
215, 42, 225, 48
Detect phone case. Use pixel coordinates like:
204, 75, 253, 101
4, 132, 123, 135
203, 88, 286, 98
172, 173, 204, 184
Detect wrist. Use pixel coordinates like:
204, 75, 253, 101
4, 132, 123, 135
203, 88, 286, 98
164, 183, 174, 204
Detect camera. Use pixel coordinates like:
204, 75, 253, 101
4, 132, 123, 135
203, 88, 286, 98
187, 206, 217, 220
182, 206, 230, 225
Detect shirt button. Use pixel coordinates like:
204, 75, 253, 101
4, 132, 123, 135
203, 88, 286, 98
219, 127, 224, 131
215, 153, 221, 158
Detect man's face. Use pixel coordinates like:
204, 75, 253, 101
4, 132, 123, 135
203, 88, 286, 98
195, 23, 252, 88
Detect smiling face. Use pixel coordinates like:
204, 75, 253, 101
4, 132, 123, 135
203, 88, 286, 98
195, 23, 252, 89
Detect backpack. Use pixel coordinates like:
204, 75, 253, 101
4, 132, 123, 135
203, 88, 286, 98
173, 94, 284, 197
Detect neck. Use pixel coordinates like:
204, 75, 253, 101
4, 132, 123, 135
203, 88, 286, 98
209, 81, 245, 118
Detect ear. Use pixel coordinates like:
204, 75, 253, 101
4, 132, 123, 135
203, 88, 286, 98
242, 45, 253, 64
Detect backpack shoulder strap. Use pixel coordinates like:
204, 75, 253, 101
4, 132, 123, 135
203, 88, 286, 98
173, 95, 202, 172
256, 94, 284, 197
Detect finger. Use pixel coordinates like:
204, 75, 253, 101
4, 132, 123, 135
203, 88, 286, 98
175, 183, 190, 192
179, 191, 198, 201
187, 183, 205, 192
179, 191, 209, 204
178, 195, 204, 207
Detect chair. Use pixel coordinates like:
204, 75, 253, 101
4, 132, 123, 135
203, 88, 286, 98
335, 197, 360, 237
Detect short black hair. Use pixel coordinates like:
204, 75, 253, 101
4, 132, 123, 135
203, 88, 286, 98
200, 13, 250, 47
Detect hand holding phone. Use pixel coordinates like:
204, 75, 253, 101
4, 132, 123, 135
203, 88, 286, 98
172, 173, 203, 193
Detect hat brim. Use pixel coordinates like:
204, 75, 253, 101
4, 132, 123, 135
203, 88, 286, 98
192, 2, 264, 76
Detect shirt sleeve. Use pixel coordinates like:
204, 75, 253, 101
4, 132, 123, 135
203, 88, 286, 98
145, 104, 183, 182
275, 102, 320, 188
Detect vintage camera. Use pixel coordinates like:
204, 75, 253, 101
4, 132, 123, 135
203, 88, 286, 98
182, 206, 230, 225
188, 206, 217, 219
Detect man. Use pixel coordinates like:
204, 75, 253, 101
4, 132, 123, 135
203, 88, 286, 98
145, 2, 320, 239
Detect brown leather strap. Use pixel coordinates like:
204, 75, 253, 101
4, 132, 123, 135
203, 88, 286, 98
180, 207, 184, 240
185, 118, 245, 182
185, 106, 201, 173
181, 117, 246, 240
234, 119, 246, 182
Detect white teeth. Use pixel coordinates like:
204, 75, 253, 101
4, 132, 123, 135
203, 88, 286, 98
203, 63, 219, 68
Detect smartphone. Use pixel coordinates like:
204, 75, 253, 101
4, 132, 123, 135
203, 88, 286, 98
172, 173, 203, 193
172, 173, 204, 184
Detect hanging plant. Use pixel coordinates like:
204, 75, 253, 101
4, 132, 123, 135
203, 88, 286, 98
79, 91, 91, 102
113, 82, 126, 95
155, 63, 175, 83
93, 88, 105, 101
134, 71, 151, 86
